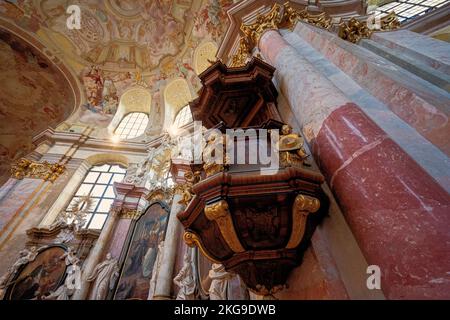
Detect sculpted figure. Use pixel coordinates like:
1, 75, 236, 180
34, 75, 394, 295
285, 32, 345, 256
173, 249, 196, 300
208, 264, 233, 300
147, 241, 164, 300
87, 253, 120, 300
0, 246, 39, 299
208, 264, 249, 300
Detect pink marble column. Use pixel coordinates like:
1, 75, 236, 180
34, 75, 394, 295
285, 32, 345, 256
259, 29, 450, 299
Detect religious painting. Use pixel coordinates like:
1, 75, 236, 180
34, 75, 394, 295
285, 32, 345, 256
6, 246, 67, 300
114, 203, 169, 300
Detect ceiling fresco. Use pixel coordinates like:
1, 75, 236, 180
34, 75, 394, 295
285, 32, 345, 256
0, 27, 76, 186
0, 0, 237, 133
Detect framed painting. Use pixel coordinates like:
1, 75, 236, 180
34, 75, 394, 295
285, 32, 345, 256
113, 203, 169, 300
6, 245, 67, 300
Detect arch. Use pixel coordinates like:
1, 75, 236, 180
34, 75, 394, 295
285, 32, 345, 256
193, 41, 218, 75
108, 87, 152, 135
163, 78, 192, 130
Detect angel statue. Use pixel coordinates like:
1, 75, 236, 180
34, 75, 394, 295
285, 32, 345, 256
87, 253, 120, 300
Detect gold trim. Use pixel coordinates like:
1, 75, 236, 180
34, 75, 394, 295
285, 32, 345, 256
204, 200, 245, 253
338, 11, 400, 44
286, 194, 320, 249
120, 209, 142, 220
281, 2, 332, 31
10, 158, 65, 182
230, 37, 252, 68
279, 124, 308, 168
241, 3, 283, 48
183, 231, 220, 263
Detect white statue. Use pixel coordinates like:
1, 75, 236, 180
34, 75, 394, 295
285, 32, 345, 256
147, 241, 164, 300
61, 247, 79, 266
208, 264, 233, 300
173, 249, 197, 300
13, 247, 38, 270
0, 246, 39, 299
87, 253, 120, 300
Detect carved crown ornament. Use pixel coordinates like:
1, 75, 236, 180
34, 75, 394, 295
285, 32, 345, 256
10, 158, 65, 182
230, 2, 400, 67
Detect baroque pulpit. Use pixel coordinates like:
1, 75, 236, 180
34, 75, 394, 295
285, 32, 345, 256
177, 58, 328, 295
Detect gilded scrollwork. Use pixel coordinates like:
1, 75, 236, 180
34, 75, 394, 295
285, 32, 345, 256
183, 231, 220, 263
175, 171, 201, 207
338, 11, 400, 43
281, 3, 332, 31
230, 37, 252, 68
10, 158, 65, 182
205, 200, 245, 253
286, 194, 320, 249
338, 17, 373, 44
240, 3, 283, 48
279, 124, 309, 168
203, 134, 229, 178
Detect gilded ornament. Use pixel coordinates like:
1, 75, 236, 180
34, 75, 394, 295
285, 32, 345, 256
286, 194, 320, 249
205, 200, 245, 253
281, 3, 332, 31
279, 124, 308, 167
338, 17, 372, 44
240, 3, 283, 47
231, 38, 252, 68
11, 158, 65, 182
339, 12, 400, 43
183, 231, 220, 263
176, 171, 201, 207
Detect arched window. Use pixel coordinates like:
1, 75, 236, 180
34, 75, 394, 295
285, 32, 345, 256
173, 105, 193, 128
371, 0, 448, 23
114, 112, 149, 140
66, 164, 126, 229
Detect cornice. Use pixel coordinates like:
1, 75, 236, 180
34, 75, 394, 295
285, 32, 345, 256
218, 0, 366, 62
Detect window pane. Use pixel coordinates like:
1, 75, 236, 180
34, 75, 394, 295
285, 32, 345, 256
114, 112, 149, 140
91, 185, 107, 197
104, 186, 115, 198
88, 214, 108, 229
97, 173, 113, 184
97, 199, 114, 213
75, 184, 93, 196
84, 172, 100, 183
92, 164, 110, 172
110, 174, 125, 183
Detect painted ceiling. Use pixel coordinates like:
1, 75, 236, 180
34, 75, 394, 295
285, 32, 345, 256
0, 0, 236, 128
0, 27, 76, 186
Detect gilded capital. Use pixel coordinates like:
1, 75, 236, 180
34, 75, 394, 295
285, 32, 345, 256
240, 3, 283, 48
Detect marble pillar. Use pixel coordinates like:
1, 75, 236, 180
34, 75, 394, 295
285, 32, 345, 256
259, 29, 450, 299
72, 209, 120, 300
153, 192, 184, 299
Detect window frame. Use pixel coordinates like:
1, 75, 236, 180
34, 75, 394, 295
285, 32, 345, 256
114, 112, 149, 140
65, 163, 126, 230
173, 105, 193, 129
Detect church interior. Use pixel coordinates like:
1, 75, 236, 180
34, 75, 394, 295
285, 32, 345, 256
0, 0, 449, 301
